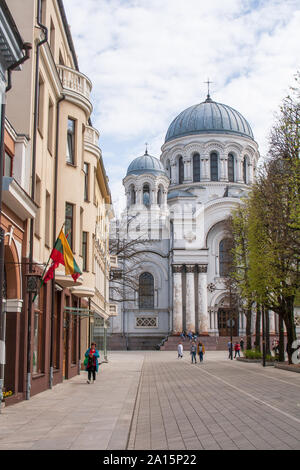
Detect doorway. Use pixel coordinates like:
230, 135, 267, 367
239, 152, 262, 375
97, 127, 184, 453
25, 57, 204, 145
218, 308, 238, 336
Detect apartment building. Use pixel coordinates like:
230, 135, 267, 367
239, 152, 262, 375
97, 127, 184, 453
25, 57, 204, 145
3, 0, 113, 404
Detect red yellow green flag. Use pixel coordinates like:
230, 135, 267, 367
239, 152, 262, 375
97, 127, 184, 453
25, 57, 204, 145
43, 229, 82, 283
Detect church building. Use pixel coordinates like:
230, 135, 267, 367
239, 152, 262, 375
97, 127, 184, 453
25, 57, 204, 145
109, 92, 265, 348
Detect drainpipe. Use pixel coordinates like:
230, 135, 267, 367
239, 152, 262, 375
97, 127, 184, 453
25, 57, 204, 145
26, 0, 48, 401
0, 40, 31, 410
49, 95, 65, 389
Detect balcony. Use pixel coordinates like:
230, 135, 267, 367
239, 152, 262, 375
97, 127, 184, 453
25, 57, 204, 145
84, 125, 101, 159
57, 65, 93, 114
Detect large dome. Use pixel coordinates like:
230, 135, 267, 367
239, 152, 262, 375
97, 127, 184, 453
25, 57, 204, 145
126, 151, 166, 176
165, 96, 254, 143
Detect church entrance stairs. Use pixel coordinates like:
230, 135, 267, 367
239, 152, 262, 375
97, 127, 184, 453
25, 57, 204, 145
108, 334, 166, 351
160, 335, 243, 351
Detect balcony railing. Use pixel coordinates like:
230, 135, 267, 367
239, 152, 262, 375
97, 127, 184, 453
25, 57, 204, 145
84, 125, 100, 146
57, 65, 92, 101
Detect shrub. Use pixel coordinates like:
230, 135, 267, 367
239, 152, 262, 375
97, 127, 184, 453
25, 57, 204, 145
244, 349, 262, 359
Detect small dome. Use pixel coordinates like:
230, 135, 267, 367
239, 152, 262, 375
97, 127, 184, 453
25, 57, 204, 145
126, 151, 167, 176
165, 96, 254, 143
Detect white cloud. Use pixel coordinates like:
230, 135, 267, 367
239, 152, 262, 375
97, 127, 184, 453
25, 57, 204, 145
63, 0, 300, 206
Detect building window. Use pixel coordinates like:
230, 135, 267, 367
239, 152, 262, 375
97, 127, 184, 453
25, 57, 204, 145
130, 185, 136, 205
45, 191, 51, 247
193, 153, 200, 182
50, 18, 55, 57
47, 98, 54, 154
139, 272, 154, 308
83, 162, 89, 201
82, 231, 88, 271
32, 288, 44, 375
66, 118, 76, 165
71, 310, 77, 365
37, 75, 45, 134
243, 156, 248, 183
219, 238, 232, 277
143, 184, 150, 207
65, 202, 74, 250
210, 153, 218, 181
4, 152, 13, 177
228, 153, 235, 182
35, 176, 41, 237
178, 156, 184, 184
166, 160, 171, 179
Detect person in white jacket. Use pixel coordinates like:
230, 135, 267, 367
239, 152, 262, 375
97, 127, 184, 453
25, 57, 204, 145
178, 342, 183, 359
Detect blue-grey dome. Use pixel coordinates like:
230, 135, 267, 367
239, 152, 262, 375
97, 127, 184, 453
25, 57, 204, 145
165, 96, 254, 143
126, 151, 167, 176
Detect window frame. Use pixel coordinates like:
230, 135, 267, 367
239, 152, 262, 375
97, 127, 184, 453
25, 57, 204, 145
66, 118, 76, 165
139, 272, 155, 308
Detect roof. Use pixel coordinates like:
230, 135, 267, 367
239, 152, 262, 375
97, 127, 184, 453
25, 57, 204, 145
126, 151, 167, 177
165, 96, 254, 143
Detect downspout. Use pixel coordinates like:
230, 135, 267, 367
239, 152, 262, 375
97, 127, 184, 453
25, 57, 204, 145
26, 0, 48, 400
49, 95, 65, 389
0, 42, 31, 411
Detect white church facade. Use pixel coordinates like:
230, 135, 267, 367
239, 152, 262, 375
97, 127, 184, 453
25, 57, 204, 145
109, 93, 281, 345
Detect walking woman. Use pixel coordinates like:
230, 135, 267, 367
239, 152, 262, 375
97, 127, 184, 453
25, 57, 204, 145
84, 342, 100, 384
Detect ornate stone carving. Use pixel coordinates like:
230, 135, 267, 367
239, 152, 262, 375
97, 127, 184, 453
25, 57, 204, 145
185, 264, 196, 273
184, 231, 196, 243
197, 264, 208, 273
172, 265, 184, 273
207, 283, 216, 292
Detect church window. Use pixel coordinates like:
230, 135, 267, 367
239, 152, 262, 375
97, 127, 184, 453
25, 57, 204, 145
243, 156, 248, 183
139, 272, 154, 308
210, 153, 219, 181
157, 188, 162, 206
219, 238, 232, 277
166, 160, 171, 179
130, 185, 136, 205
178, 157, 184, 184
193, 153, 200, 182
228, 154, 235, 182
143, 184, 150, 206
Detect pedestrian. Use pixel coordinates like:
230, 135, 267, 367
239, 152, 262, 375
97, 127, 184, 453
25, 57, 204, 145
197, 342, 205, 362
180, 331, 186, 341
190, 341, 197, 364
240, 337, 244, 351
188, 331, 193, 341
234, 342, 241, 358
228, 340, 233, 359
84, 342, 100, 384
178, 342, 183, 359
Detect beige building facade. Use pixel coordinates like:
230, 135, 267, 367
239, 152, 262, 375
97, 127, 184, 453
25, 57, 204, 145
4, 0, 113, 402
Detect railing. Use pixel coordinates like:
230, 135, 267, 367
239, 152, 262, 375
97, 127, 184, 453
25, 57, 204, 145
84, 125, 100, 146
57, 65, 92, 101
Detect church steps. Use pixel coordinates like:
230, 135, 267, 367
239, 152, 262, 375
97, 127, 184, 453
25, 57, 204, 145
160, 335, 243, 351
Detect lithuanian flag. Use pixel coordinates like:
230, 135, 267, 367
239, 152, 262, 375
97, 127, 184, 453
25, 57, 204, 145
43, 229, 82, 283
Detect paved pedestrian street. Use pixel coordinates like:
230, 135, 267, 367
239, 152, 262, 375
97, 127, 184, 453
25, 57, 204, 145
1, 351, 300, 450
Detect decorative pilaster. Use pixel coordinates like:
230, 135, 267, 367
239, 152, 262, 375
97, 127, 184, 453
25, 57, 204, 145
236, 156, 244, 183
183, 157, 192, 183
171, 162, 177, 185
185, 265, 196, 332
197, 264, 209, 334
172, 265, 183, 334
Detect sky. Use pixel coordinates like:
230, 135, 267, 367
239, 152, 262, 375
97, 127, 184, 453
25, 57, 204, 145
63, 0, 300, 211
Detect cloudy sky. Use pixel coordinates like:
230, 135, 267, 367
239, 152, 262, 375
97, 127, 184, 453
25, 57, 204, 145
63, 0, 300, 210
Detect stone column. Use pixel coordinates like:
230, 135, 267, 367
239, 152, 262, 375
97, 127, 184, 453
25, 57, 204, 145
220, 153, 227, 181
269, 310, 276, 335
185, 265, 196, 332
183, 157, 192, 183
197, 265, 209, 334
236, 156, 244, 183
172, 265, 183, 334
171, 162, 177, 185
201, 156, 210, 181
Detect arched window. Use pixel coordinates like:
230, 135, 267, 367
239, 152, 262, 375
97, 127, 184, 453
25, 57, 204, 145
193, 153, 200, 182
139, 272, 154, 308
166, 160, 171, 179
178, 156, 184, 184
228, 153, 235, 182
130, 185, 136, 205
243, 156, 247, 183
210, 153, 218, 181
157, 188, 162, 206
143, 184, 150, 206
219, 238, 232, 277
